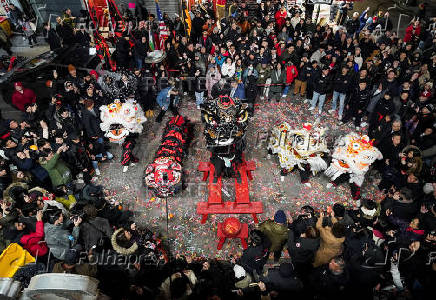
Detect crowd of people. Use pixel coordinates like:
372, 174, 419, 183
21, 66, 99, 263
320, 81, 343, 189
1, 0, 436, 299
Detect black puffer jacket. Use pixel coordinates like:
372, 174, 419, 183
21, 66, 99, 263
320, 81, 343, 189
313, 72, 331, 95
332, 73, 351, 94
262, 263, 304, 294
287, 230, 320, 265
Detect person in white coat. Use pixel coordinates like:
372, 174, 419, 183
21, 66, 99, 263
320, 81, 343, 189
220, 57, 236, 78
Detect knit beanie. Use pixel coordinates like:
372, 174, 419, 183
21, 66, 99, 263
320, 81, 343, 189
274, 210, 286, 224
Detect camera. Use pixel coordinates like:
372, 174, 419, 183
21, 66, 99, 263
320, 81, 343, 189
71, 213, 84, 222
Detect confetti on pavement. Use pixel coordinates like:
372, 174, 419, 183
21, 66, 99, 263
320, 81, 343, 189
96, 95, 381, 259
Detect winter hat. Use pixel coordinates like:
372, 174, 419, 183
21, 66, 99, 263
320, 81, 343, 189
424, 104, 434, 113
45, 80, 53, 88
274, 210, 286, 224
89, 70, 99, 79
14, 82, 23, 87
64, 249, 79, 265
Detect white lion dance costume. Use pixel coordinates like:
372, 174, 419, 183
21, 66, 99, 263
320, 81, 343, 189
324, 133, 382, 200
100, 99, 147, 143
268, 122, 328, 187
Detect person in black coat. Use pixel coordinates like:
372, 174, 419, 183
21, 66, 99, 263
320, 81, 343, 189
305, 60, 320, 103
65, 133, 92, 182
43, 23, 61, 51
346, 252, 383, 300
13, 149, 51, 190
81, 100, 103, 140
308, 256, 350, 300
81, 100, 113, 163
329, 66, 351, 119
368, 91, 395, 134
239, 230, 271, 276
199, 30, 213, 54
75, 26, 91, 47
260, 263, 303, 297
287, 225, 319, 280
342, 80, 371, 129
55, 17, 75, 47
134, 36, 148, 70
379, 132, 404, 171
115, 35, 131, 70
191, 11, 205, 44
116, 73, 135, 100
309, 66, 331, 114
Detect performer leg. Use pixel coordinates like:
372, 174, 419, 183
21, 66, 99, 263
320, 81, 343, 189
298, 164, 311, 183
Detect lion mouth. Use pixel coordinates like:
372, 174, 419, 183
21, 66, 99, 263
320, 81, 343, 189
216, 137, 234, 146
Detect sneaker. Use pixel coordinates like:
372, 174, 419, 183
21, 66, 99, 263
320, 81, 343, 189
304, 99, 309, 104
281, 94, 287, 98
304, 182, 312, 188
318, 110, 322, 115
260, 96, 265, 100
328, 109, 335, 114
355, 199, 361, 207
183, 92, 188, 96
338, 121, 343, 125
123, 166, 129, 173
308, 106, 315, 111
130, 163, 136, 167
338, 115, 343, 121
355, 126, 360, 130
326, 183, 333, 189
95, 169, 101, 176
196, 105, 200, 109
360, 122, 368, 127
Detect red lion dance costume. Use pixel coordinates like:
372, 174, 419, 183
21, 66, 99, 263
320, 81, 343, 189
144, 116, 190, 197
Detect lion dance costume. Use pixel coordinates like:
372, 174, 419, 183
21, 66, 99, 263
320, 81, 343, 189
201, 95, 249, 181
324, 133, 382, 201
268, 122, 328, 187
100, 99, 147, 143
144, 116, 190, 197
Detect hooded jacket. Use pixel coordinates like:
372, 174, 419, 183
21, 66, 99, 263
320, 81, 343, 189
80, 217, 113, 251
313, 216, 345, 267
262, 263, 303, 293
39, 153, 72, 188
11, 87, 36, 112
111, 228, 138, 256
44, 222, 79, 260
259, 219, 289, 252
287, 230, 320, 265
